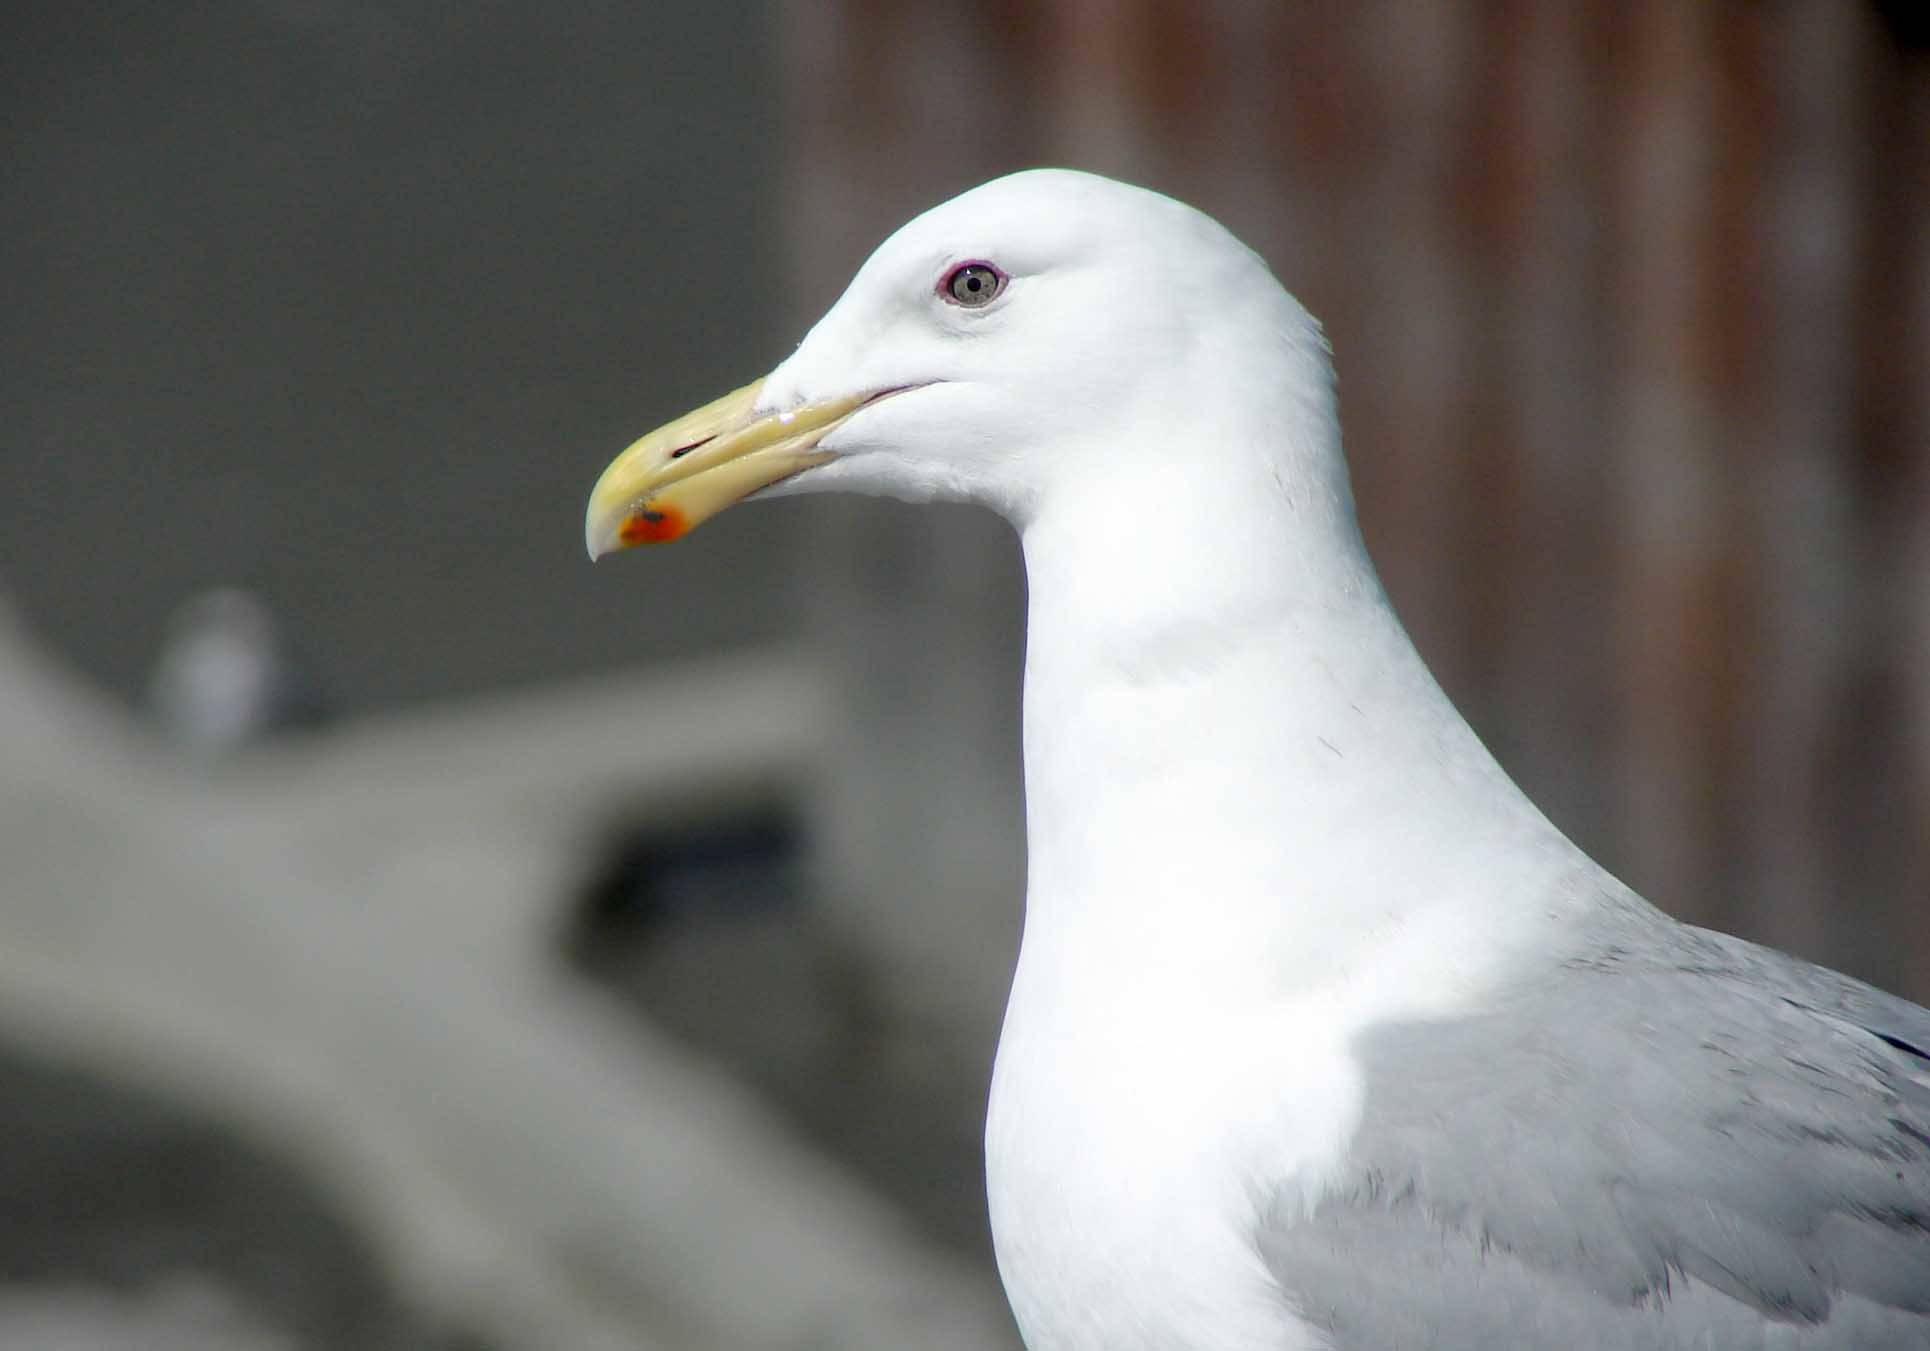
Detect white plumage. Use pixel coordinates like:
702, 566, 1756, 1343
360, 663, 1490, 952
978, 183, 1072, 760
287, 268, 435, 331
592, 170, 1930, 1350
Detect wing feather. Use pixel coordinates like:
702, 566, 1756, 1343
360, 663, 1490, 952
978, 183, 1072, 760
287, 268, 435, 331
1261, 899, 1930, 1349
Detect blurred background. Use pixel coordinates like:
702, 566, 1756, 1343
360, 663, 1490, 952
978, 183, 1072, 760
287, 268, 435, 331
2, 2, 1927, 1347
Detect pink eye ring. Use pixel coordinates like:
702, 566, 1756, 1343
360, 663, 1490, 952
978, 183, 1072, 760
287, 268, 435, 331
943, 262, 1006, 307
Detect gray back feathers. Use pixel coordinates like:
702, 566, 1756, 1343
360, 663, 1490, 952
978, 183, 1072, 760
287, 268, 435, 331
1261, 898, 1930, 1349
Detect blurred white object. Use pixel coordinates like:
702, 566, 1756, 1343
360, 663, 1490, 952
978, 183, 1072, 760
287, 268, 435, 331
146, 588, 324, 754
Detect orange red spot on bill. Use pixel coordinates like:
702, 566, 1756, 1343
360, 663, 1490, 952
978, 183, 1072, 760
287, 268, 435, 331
619, 505, 687, 545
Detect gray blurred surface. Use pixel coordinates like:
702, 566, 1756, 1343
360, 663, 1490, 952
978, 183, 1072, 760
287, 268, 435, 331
0, 1043, 446, 1351
0, 598, 1017, 1349
2, 0, 793, 711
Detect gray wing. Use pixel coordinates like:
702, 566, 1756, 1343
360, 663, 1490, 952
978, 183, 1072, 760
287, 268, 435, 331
1261, 898, 1930, 1350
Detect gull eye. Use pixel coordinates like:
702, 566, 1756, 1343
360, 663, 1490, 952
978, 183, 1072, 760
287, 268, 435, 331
944, 262, 1005, 307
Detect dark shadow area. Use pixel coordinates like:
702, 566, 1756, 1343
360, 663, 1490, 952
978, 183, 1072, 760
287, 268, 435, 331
566, 807, 999, 1261
0, 1041, 476, 1350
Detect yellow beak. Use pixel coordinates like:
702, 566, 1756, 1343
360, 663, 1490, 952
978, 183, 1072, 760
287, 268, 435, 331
584, 378, 873, 558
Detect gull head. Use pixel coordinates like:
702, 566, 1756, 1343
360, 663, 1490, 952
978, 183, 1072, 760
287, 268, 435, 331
586, 168, 1336, 558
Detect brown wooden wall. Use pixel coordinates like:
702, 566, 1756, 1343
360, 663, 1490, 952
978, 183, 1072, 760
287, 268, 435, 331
780, 2, 1930, 999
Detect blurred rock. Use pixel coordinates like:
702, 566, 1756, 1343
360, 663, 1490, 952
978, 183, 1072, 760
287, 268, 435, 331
0, 1281, 294, 1351
0, 1043, 446, 1351
0, 595, 1018, 1350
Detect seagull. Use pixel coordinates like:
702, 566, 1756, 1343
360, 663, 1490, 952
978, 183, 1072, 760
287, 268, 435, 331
585, 170, 1930, 1350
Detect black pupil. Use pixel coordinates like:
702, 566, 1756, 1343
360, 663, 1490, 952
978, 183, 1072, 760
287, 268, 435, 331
954, 266, 995, 302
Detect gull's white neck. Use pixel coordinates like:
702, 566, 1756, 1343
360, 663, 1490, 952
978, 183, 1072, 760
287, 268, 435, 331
1011, 383, 1588, 1017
